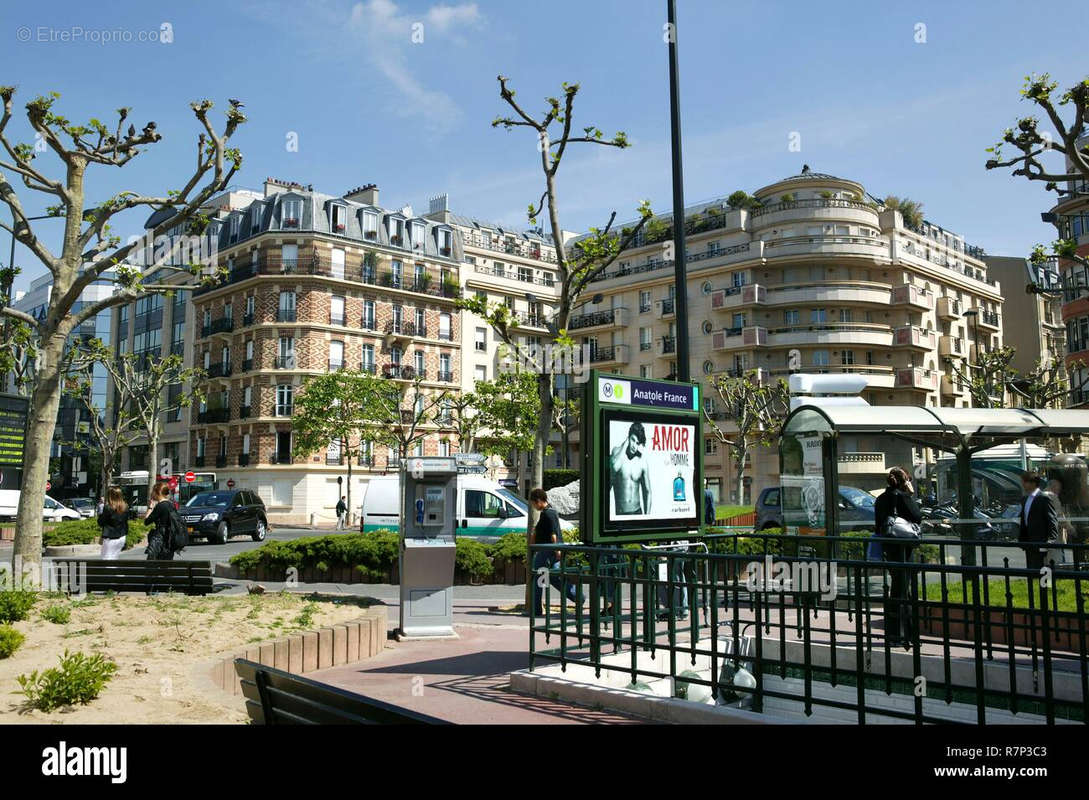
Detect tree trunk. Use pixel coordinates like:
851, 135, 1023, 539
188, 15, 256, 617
733, 444, 747, 506
345, 439, 353, 527
146, 432, 159, 506
13, 335, 67, 578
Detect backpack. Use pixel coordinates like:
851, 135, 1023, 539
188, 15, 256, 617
168, 504, 189, 553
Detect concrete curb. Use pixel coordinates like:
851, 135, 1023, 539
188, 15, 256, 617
510, 667, 797, 724
208, 605, 388, 696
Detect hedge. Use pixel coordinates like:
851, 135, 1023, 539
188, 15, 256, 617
542, 469, 578, 490
43, 518, 145, 550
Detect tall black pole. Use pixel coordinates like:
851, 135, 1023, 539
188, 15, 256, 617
667, 0, 689, 383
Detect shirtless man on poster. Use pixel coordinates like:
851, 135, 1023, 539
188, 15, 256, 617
610, 422, 651, 515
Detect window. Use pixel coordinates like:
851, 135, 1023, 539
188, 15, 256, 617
784, 310, 800, 326
839, 309, 853, 323
243, 385, 252, 409
465, 490, 504, 518
282, 199, 301, 227
414, 350, 425, 374
229, 215, 240, 240
439, 353, 451, 379
250, 203, 262, 232
639, 365, 651, 378
278, 336, 295, 368
391, 260, 402, 288
439, 313, 451, 341
392, 304, 403, 332
640, 290, 651, 313
813, 350, 830, 367
276, 384, 294, 416
281, 243, 298, 272
245, 294, 255, 319
330, 247, 345, 280
388, 217, 405, 243
362, 211, 378, 238
840, 350, 855, 365
810, 308, 827, 324
475, 327, 487, 352
330, 204, 347, 233
474, 365, 487, 382
362, 299, 375, 329
330, 295, 345, 325
439, 440, 451, 457
278, 291, 296, 322
640, 327, 652, 351
415, 307, 425, 334
329, 341, 344, 370
438, 228, 452, 253
242, 433, 251, 455
410, 221, 425, 248
361, 344, 375, 371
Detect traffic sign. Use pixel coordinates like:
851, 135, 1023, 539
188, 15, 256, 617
168, 476, 179, 489
226, 479, 235, 489
184, 471, 196, 483
46, 480, 51, 491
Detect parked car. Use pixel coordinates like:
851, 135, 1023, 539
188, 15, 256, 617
181, 489, 268, 544
754, 484, 876, 532
43, 496, 82, 522
359, 474, 575, 539
69, 498, 97, 518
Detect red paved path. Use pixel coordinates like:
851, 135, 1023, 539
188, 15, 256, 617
313, 625, 644, 724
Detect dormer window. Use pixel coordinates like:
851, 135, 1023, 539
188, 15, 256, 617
330, 204, 347, 233
437, 228, 452, 256
250, 204, 262, 233
229, 215, 240, 241
388, 217, 405, 246
410, 221, 426, 249
362, 211, 378, 239
282, 199, 301, 229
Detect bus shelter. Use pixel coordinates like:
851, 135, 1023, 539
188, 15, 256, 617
780, 405, 1089, 564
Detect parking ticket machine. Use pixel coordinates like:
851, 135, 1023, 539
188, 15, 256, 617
399, 456, 458, 637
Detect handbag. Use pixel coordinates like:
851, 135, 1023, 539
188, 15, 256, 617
884, 514, 921, 540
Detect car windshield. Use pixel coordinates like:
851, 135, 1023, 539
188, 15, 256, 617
840, 487, 876, 510
497, 488, 528, 512
186, 491, 232, 508
72, 499, 93, 508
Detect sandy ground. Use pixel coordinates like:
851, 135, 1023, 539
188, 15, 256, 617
0, 591, 381, 724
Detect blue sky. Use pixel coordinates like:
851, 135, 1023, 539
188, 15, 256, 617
2, 0, 1087, 295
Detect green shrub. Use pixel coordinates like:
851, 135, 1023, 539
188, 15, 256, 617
0, 587, 37, 624
41, 605, 72, 625
455, 538, 493, 581
17, 650, 118, 711
542, 469, 578, 490
231, 530, 401, 580
44, 518, 144, 548
0, 624, 25, 659
487, 532, 528, 563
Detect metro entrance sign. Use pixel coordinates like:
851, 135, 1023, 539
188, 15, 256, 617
580, 369, 703, 544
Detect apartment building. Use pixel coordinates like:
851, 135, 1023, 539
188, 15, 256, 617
984, 255, 1065, 375
1047, 135, 1089, 407
177, 178, 462, 523
11, 268, 116, 498
575, 168, 1004, 503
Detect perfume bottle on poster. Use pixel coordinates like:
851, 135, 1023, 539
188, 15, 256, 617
673, 471, 686, 502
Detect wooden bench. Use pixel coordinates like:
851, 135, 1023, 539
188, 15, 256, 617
48, 559, 214, 595
234, 659, 449, 725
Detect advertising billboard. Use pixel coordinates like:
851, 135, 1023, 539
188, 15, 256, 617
582, 370, 703, 543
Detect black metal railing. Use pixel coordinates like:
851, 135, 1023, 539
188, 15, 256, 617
437, 370, 454, 383
662, 298, 675, 315
270, 452, 292, 464
277, 309, 297, 323
661, 335, 676, 354
193, 455, 205, 467
360, 362, 377, 374
569, 309, 615, 330
275, 356, 296, 369
529, 532, 1089, 725
238, 453, 250, 467
239, 405, 252, 419
207, 361, 232, 379
197, 408, 230, 424
241, 358, 253, 372
215, 454, 228, 468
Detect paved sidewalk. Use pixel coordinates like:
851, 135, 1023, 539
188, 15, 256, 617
313, 625, 644, 724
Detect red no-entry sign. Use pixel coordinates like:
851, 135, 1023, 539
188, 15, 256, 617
226, 479, 235, 489
184, 471, 196, 483
45, 480, 51, 491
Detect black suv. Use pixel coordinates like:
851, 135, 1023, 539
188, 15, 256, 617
181, 489, 268, 544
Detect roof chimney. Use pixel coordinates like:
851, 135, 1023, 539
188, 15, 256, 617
426, 193, 452, 223
344, 183, 379, 206
264, 176, 310, 198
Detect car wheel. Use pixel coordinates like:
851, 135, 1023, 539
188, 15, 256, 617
252, 518, 267, 542
215, 521, 230, 544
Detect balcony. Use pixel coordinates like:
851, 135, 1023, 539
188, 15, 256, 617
941, 375, 967, 397
207, 361, 232, 379
712, 326, 768, 349
275, 404, 294, 417
242, 312, 255, 327
197, 408, 231, 424
711, 284, 766, 310
939, 335, 966, 359
382, 364, 425, 380
270, 452, 292, 465
215, 455, 228, 469
893, 325, 936, 351
330, 313, 346, 326
890, 284, 934, 311
276, 355, 296, 369
385, 321, 415, 341
361, 317, 377, 332
326, 455, 344, 466
973, 309, 1001, 331
194, 455, 205, 468
894, 367, 938, 391
360, 362, 377, 374
588, 345, 629, 365
568, 308, 621, 331
658, 335, 677, 358
277, 309, 297, 323
437, 370, 455, 383
238, 453, 250, 467
660, 298, 675, 317
239, 405, 252, 419
328, 360, 345, 371
764, 282, 891, 308
511, 312, 547, 329
936, 296, 962, 320
241, 358, 253, 372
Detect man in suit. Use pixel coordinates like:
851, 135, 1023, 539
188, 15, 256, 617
1020, 471, 1059, 573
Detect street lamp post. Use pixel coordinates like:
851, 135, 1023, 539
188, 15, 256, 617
666, 0, 689, 383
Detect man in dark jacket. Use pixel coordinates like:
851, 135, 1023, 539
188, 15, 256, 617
335, 496, 347, 530
1019, 471, 1058, 572
529, 487, 580, 615
873, 467, 923, 649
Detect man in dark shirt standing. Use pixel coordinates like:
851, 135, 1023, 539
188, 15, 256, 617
529, 487, 580, 615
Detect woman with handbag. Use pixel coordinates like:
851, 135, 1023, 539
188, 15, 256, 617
96, 486, 129, 560
873, 467, 923, 649
144, 481, 176, 561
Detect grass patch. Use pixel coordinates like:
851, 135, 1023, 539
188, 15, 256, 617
41, 605, 72, 625
0, 624, 25, 659
17, 650, 118, 712
0, 587, 37, 624
922, 576, 1089, 613
716, 504, 752, 520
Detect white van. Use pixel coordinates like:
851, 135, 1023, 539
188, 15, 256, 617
359, 475, 576, 539
0, 491, 81, 522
